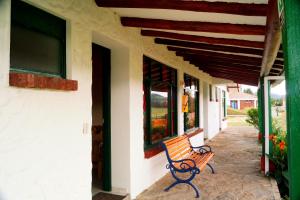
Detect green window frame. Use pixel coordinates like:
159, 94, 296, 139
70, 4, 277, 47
209, 84, 213, 101
222, 90, 227, 118
215, 88, 219, 102
10, 0, 66, 78
143, 56, 178, 150
184, 74, 200, 132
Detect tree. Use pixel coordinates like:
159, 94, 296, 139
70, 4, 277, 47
243, 88, 254, 95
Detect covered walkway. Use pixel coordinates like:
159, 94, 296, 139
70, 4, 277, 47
137, 127, 280, 200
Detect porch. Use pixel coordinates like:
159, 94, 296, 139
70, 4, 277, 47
137, 126, 280, 200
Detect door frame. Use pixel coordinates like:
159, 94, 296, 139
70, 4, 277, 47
92, 43, 112, 191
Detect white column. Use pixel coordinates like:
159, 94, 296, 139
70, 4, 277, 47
199, 80, 204, 129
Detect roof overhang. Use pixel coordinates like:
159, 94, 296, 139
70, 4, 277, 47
96, 0, 284, 86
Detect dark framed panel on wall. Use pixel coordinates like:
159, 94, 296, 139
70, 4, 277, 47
10, 0, 66, 78
143, 56, 178, 151
209, 84, 213, 101
222, 90, 227, 118
184, 74, 200, 132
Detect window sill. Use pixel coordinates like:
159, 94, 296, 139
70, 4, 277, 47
9, 72, 78, 91
144, 145, 164, 159
185, 128, 204, 138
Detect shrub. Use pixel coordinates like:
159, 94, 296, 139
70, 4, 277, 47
269, 120, 288, 171
246, 108, 259, 130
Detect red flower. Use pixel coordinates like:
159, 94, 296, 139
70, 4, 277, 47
279, 141, 286, 151
269, 134, 274, 141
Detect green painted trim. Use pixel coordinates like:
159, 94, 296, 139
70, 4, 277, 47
282, 0, 300, 198
102, 47, 112, 191
258, 78, 265, 155
143, 57, 178, 149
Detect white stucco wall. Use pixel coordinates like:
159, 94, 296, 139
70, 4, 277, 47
0, 0, 228, 199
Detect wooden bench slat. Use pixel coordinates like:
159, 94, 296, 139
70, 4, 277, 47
163, 135, 214, 170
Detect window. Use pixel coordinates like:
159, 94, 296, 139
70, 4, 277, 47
10, 1, 66, 78
143, 56, 177, 149
184, 74, 199, 132
222, 90, 226, 118
209, 84, 213, 101
215, 87, 219, 102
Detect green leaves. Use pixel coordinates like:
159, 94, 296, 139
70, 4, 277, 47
246, 108, 259, 129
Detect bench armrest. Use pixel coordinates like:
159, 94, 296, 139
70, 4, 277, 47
191, 145, 212, 154
167, 158, 200, 174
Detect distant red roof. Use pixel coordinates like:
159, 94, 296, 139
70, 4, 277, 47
229, 91, 257, 100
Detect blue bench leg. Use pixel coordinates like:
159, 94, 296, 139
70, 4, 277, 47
165, 181, 200, 198
207, 163, 215, 174
186, 182, 200, 198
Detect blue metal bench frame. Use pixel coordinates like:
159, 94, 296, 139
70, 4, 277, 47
161, 142, 215, 198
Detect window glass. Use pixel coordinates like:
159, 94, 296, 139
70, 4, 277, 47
10, 24, 62, 75
151, 89, 168, 144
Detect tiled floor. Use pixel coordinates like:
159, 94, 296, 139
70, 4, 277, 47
137, 126, 281, 200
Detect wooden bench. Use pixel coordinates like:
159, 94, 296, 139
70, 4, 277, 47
161, 134, 215, 198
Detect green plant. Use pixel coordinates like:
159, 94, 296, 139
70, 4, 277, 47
269, 129, 288, 171
269, 121, 288, 198
246, 108, 259, 129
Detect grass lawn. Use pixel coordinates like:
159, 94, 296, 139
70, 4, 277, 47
227, 116, 250, 127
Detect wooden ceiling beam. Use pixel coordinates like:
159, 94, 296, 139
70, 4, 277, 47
208, 76, 258, 84
180, 53, 262, 67
96, 0, 268, 16
190, 62, 261, 73
141, 30, 265, 48
155, 38, 264, 56
199, 67, 259, 78
121, 18, 266, 35
171, 47, 263, 65
196, 65, 260, 76
207, 72, 259, 85
186, 57, 261, 69
274, 59, 284, 65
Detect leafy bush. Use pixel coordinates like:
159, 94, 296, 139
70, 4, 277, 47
269, 119, 288, 198
246, 108, 259, 130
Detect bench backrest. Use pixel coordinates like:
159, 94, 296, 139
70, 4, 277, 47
162, 135, 192, 161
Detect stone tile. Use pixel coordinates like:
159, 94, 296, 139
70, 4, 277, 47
136, 127, 280, 200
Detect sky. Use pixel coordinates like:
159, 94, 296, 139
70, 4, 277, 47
241, 80, 286, 96
271, 80, 286, 95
